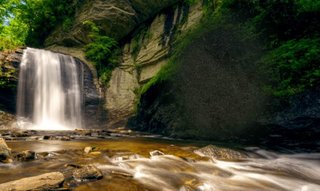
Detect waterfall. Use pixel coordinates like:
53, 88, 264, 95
17, 48, 82, 130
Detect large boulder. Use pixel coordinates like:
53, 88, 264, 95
0, 172, 65, 191
73, 165, 103, 181
194, 145, 247, 160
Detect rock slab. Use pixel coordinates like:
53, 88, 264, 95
194, 145, 246, 160
0, 172, 65, 191
73, 165, 103, 181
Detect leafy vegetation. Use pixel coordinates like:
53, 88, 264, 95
216, 0, 320, 97
0, 0, 82, 50
83, 21, 120, 84
263, 38, 320, 96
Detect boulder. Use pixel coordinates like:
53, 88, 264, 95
73, 165, 103, 181
15, 150, 37, 161
0, 172, 65, 191
150, 150, 165, 157
0, 138, 12, 163
194, 145, 247, 160
84, 146, 93, 154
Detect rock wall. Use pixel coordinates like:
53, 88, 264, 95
0, 48, 22, 113
130, 23, 268, 139
77, 59, 107, 129
105, 2, 205, 127
45, 0, 180, 46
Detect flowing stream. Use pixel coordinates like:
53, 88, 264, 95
0, 134, 319, 191
16, 48, 82, 130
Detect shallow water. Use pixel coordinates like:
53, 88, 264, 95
1, 136, 320, 191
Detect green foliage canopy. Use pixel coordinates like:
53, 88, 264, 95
0, 0, 81, 50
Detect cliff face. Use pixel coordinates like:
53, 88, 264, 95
105, 2, 205, 126
131, 24, 320, 145
45, 0, 180, 46
0, 49, 22, 113
130, 24, 268, 139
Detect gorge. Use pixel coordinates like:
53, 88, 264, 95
0, 0, 320, 190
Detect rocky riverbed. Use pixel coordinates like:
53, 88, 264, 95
0, 128, 320, 191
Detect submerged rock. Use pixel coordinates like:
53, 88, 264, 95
150, 150, 165, 157
0, 172, 64, 191
0, 138, 12, 163
84, 146, 93, 154
15, 150, 37, 161
194, 145, 246, 160
73, 165, 103, 181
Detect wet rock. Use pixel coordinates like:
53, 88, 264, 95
0, 172, 64, 191
0, 49, 21, 113
15, 150, 37, 161
128, 154, 142, 160
111, 154, 142, 162
43, 135, 51, 140
73, 165, 103, 181
37, 152, 50, 159
150, 150, 165, 157
106, 168, 133, 178
89, 151, 102, 156
44, 136, 71, 141
90, 132, 99, 137
59, 136, 71, 141
65, 163, 82, 169
11, 131, 30, 137
84, 147, 93, 154
0, 112, 15, 129
194, 145, 247, 160
0, 138, 12, 163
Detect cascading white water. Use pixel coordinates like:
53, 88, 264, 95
17, 48, 82, 130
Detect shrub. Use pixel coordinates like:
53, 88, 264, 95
83, 21, 120, 85
263, 38, 320, 96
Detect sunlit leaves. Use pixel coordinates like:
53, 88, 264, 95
0, 0, 78, 49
